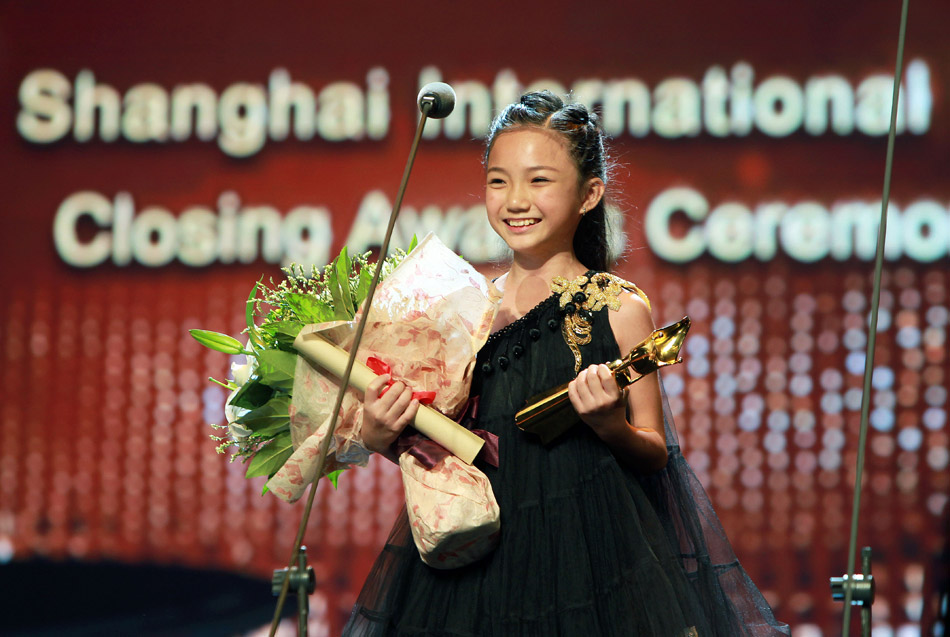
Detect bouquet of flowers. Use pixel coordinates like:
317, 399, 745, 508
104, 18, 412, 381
190, 239, 417, 491
192, 234, 504, 568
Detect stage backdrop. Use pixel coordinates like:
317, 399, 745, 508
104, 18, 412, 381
1, 2, 948, 635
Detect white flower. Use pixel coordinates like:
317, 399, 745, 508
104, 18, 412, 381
224, 393, 247, 425
230, 354, 258, 387
228, 422, 252, 443
224, 345, 257, 424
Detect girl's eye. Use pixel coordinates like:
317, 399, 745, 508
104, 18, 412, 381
532, 177, 550, 183
488, 178, 505, 185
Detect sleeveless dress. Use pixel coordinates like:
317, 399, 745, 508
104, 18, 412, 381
344, 281, 789, 636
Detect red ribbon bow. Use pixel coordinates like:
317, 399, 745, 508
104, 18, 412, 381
366, 356, 437, 405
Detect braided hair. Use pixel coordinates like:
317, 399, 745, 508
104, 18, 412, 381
484, 91, 614, 272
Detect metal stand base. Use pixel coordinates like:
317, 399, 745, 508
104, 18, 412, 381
272, 546, 316, 636
830, 547, 875, 637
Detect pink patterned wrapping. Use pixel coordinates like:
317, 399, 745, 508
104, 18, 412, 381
266, 233, 500, 503
399, 452, 501, 569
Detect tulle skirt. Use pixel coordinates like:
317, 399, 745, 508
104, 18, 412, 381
344, 417, 788, 636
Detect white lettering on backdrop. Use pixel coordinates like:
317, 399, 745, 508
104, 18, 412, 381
52, 190, 509, 269
17, 68, 392, 157
53, 191, 333, 268
52, 186, 949, 268
17, 61, 934, 157
419, 60, 933, 140
645, 187, 950, 264
18, 61, 942, 268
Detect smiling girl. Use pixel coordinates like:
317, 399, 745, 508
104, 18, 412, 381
346, 92, 787, 636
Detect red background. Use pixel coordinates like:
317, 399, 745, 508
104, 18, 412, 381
1, 2, 948, 634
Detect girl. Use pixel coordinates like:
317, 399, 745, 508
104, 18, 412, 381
347, 92, 788, 636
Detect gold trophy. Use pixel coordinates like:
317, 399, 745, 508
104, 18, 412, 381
514, 317, 691, 444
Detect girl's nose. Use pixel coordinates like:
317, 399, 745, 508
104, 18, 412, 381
507, 186, 529, 211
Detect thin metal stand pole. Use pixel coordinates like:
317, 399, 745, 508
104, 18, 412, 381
268, 105, 434, 637
839, 1, 909, 634
296, 548, 309, 636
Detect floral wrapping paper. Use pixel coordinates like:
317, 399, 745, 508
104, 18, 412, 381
399, 451, 501, 569
266, 234, 500, 503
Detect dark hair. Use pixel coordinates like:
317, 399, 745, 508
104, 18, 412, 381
484, 90, 613, 272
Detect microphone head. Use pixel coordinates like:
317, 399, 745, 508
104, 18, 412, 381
417, 82, 456, 119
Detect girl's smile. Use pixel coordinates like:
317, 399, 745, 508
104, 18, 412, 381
484, 128, 603, 262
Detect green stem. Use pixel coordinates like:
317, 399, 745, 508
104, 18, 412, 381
208, 376, 238, 390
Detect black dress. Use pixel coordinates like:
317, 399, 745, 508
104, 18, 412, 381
344, 288, 789, 636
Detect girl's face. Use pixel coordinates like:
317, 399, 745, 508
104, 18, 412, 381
485, 127, 603, 262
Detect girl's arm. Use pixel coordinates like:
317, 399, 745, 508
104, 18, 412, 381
567, 291, 668, 473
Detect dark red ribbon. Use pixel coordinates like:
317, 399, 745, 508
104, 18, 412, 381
472, 429, 499, 467
395, 430, 499, 469
366, 356, 436, 405
392, 396, 499, 468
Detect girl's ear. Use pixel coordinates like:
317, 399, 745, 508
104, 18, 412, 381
581, 178, 606, 214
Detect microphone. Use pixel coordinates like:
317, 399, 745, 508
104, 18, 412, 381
269, 76, 456, 637
417, 82, 456, 119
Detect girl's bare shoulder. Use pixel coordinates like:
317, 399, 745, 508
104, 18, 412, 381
603, 277, 655, 353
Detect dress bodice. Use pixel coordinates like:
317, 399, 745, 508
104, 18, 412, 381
473, 291, 620, 423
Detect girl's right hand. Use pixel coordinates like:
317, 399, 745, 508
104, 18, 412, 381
361, 374, 420, 456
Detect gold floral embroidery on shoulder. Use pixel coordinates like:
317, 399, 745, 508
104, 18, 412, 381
550, 273, 649, 373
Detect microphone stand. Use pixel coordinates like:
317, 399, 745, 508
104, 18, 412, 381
267, 86, 454, 637
830, 2, 908, 635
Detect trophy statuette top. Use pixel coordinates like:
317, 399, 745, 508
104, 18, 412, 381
514, 317, 691, 444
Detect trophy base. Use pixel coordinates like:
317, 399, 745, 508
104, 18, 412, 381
515, 383, 580, 444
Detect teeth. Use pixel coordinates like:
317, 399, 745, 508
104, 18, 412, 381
507, 219, 539, 227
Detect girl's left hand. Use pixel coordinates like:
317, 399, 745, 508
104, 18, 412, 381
567, 363, 627, 438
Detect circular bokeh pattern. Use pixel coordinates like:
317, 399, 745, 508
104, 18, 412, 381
0, 264, 947, 633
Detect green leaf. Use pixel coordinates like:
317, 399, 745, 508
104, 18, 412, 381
271, 321, 305, 349
256, 349, 298, 390
326, 469, 344, 489
258, 322, 277, 338
229, 377, 275, 410
355, 263, 373, 306
189, 329, 248, 355
245, 431, 294, 479
251, 420, 290, 438
235, 395, 291, 434
407, 234, 419, 253
260, 320, 305, 352
329, 247, 355, 320
246, 280, 260, 329
246, 280, 264, 350
284, 292, 335, 325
